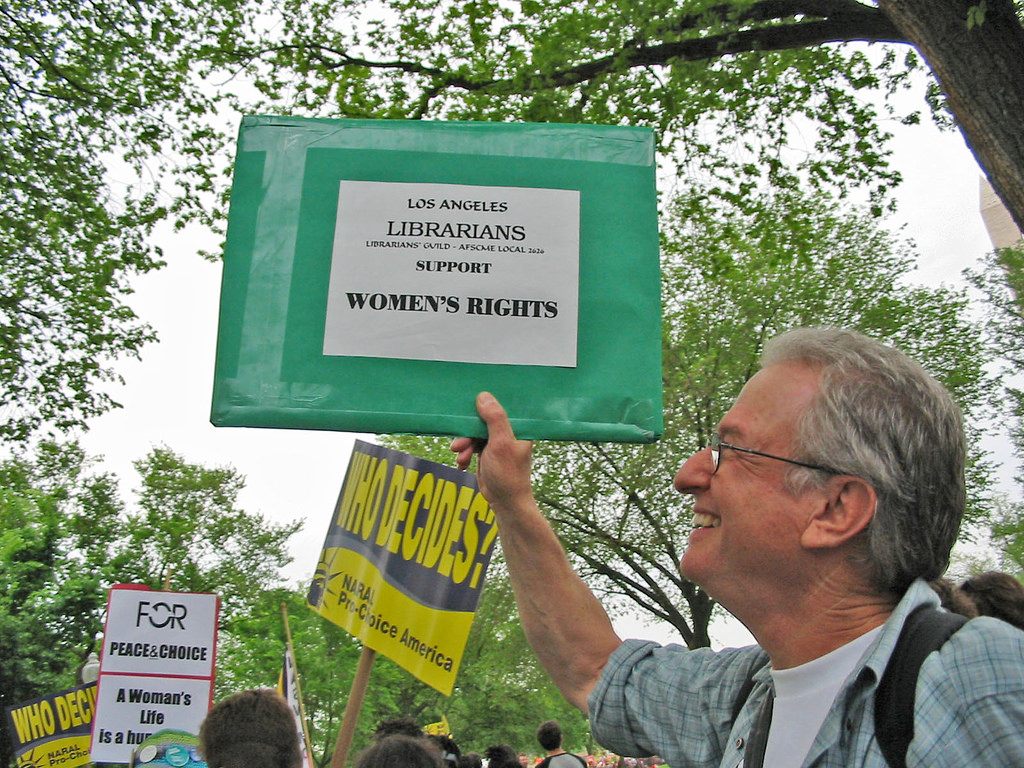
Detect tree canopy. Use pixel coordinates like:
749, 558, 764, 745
212, 0, 1024, 225
0, 442, 297, 767
460, 185, 992, 648
4, 0, 1023, 443
1, 0, 227, 441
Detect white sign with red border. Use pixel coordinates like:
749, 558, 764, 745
90, 585, 219, 763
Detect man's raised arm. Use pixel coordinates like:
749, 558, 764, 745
451, 392, 623, 712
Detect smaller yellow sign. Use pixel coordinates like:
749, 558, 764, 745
5, 683, 97, 768
308, 441, 498, 695
15, 735, 92, 768
424, 715, 452, 736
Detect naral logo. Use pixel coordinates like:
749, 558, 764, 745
135, 600, 188, 629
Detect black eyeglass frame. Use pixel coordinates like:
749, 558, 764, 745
709, 434, 842, 476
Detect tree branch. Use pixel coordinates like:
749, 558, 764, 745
260, 1, 902, 105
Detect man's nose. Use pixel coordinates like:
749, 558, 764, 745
674, 446, 714, 494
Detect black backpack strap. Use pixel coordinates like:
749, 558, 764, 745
874, 604, 968, 768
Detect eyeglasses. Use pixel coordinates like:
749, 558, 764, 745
709, 434, 842, 476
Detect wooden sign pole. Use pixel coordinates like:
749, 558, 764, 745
330, 646, 376, 768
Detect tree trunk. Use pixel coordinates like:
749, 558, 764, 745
879, 0, 1024, 236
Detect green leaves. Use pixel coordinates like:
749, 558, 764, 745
968, 2, 989, 29
0, 442, 113, 766
216, 0, 911, 215
0, 441, 298, 766
967, 246, 1024, 496
1, 0, 235, 442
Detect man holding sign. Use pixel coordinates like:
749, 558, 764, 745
451, 327, 1024, 768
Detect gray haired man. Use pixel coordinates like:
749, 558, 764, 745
452, 328, 1024, 767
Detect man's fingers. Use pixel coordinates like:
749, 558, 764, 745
454, 446, 475, 471
450, 437, 487, 470
450, 436, 474, 453
449, 392, 512, 471
476, 391, 516, 443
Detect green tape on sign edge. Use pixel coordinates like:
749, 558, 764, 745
212, 116, 664, 443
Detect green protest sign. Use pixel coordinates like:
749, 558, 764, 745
212, 116, 662, 442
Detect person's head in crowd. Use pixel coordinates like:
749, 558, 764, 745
355, 735, 443, 768
929, 576, 979, 617
518, 752, 529, 767
457, 752, 483, 768
484, 744, 520, 768
536, 720, 563, 754
198, 688, 301, 768
961, 570, 1024, 629
372, 716, 425, 741
426, 733, 460, 767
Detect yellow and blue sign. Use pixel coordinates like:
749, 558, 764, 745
4, 682, 96, 768
308, 441, 498, 694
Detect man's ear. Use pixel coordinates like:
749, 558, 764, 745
800, 476, 876, 550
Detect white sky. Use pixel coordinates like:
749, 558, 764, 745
77, 101, 1006, 651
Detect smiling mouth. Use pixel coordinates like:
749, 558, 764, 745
692, 512, 720, 529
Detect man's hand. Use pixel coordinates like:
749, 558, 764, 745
450, 392, 534, 512
451, 392, 622, 713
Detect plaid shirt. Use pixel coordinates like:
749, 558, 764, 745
588, 580, 1024, 767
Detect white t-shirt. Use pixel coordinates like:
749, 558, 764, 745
760, 626, 883, 768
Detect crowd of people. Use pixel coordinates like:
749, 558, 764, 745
194, 696, 637, 768
356, 715, 651, 768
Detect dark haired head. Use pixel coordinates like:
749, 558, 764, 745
961, 571, 1024, 630
356, 735, 444, 768
427, 734, 460, 767
536, 721, 562, 751
198, 688, 301, 768
929, 577, 978, 618
458, 753, 483, 768
484, 745, 519, 768
373, 717, 425, 741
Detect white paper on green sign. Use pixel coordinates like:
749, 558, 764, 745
323, 180, 580, 366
